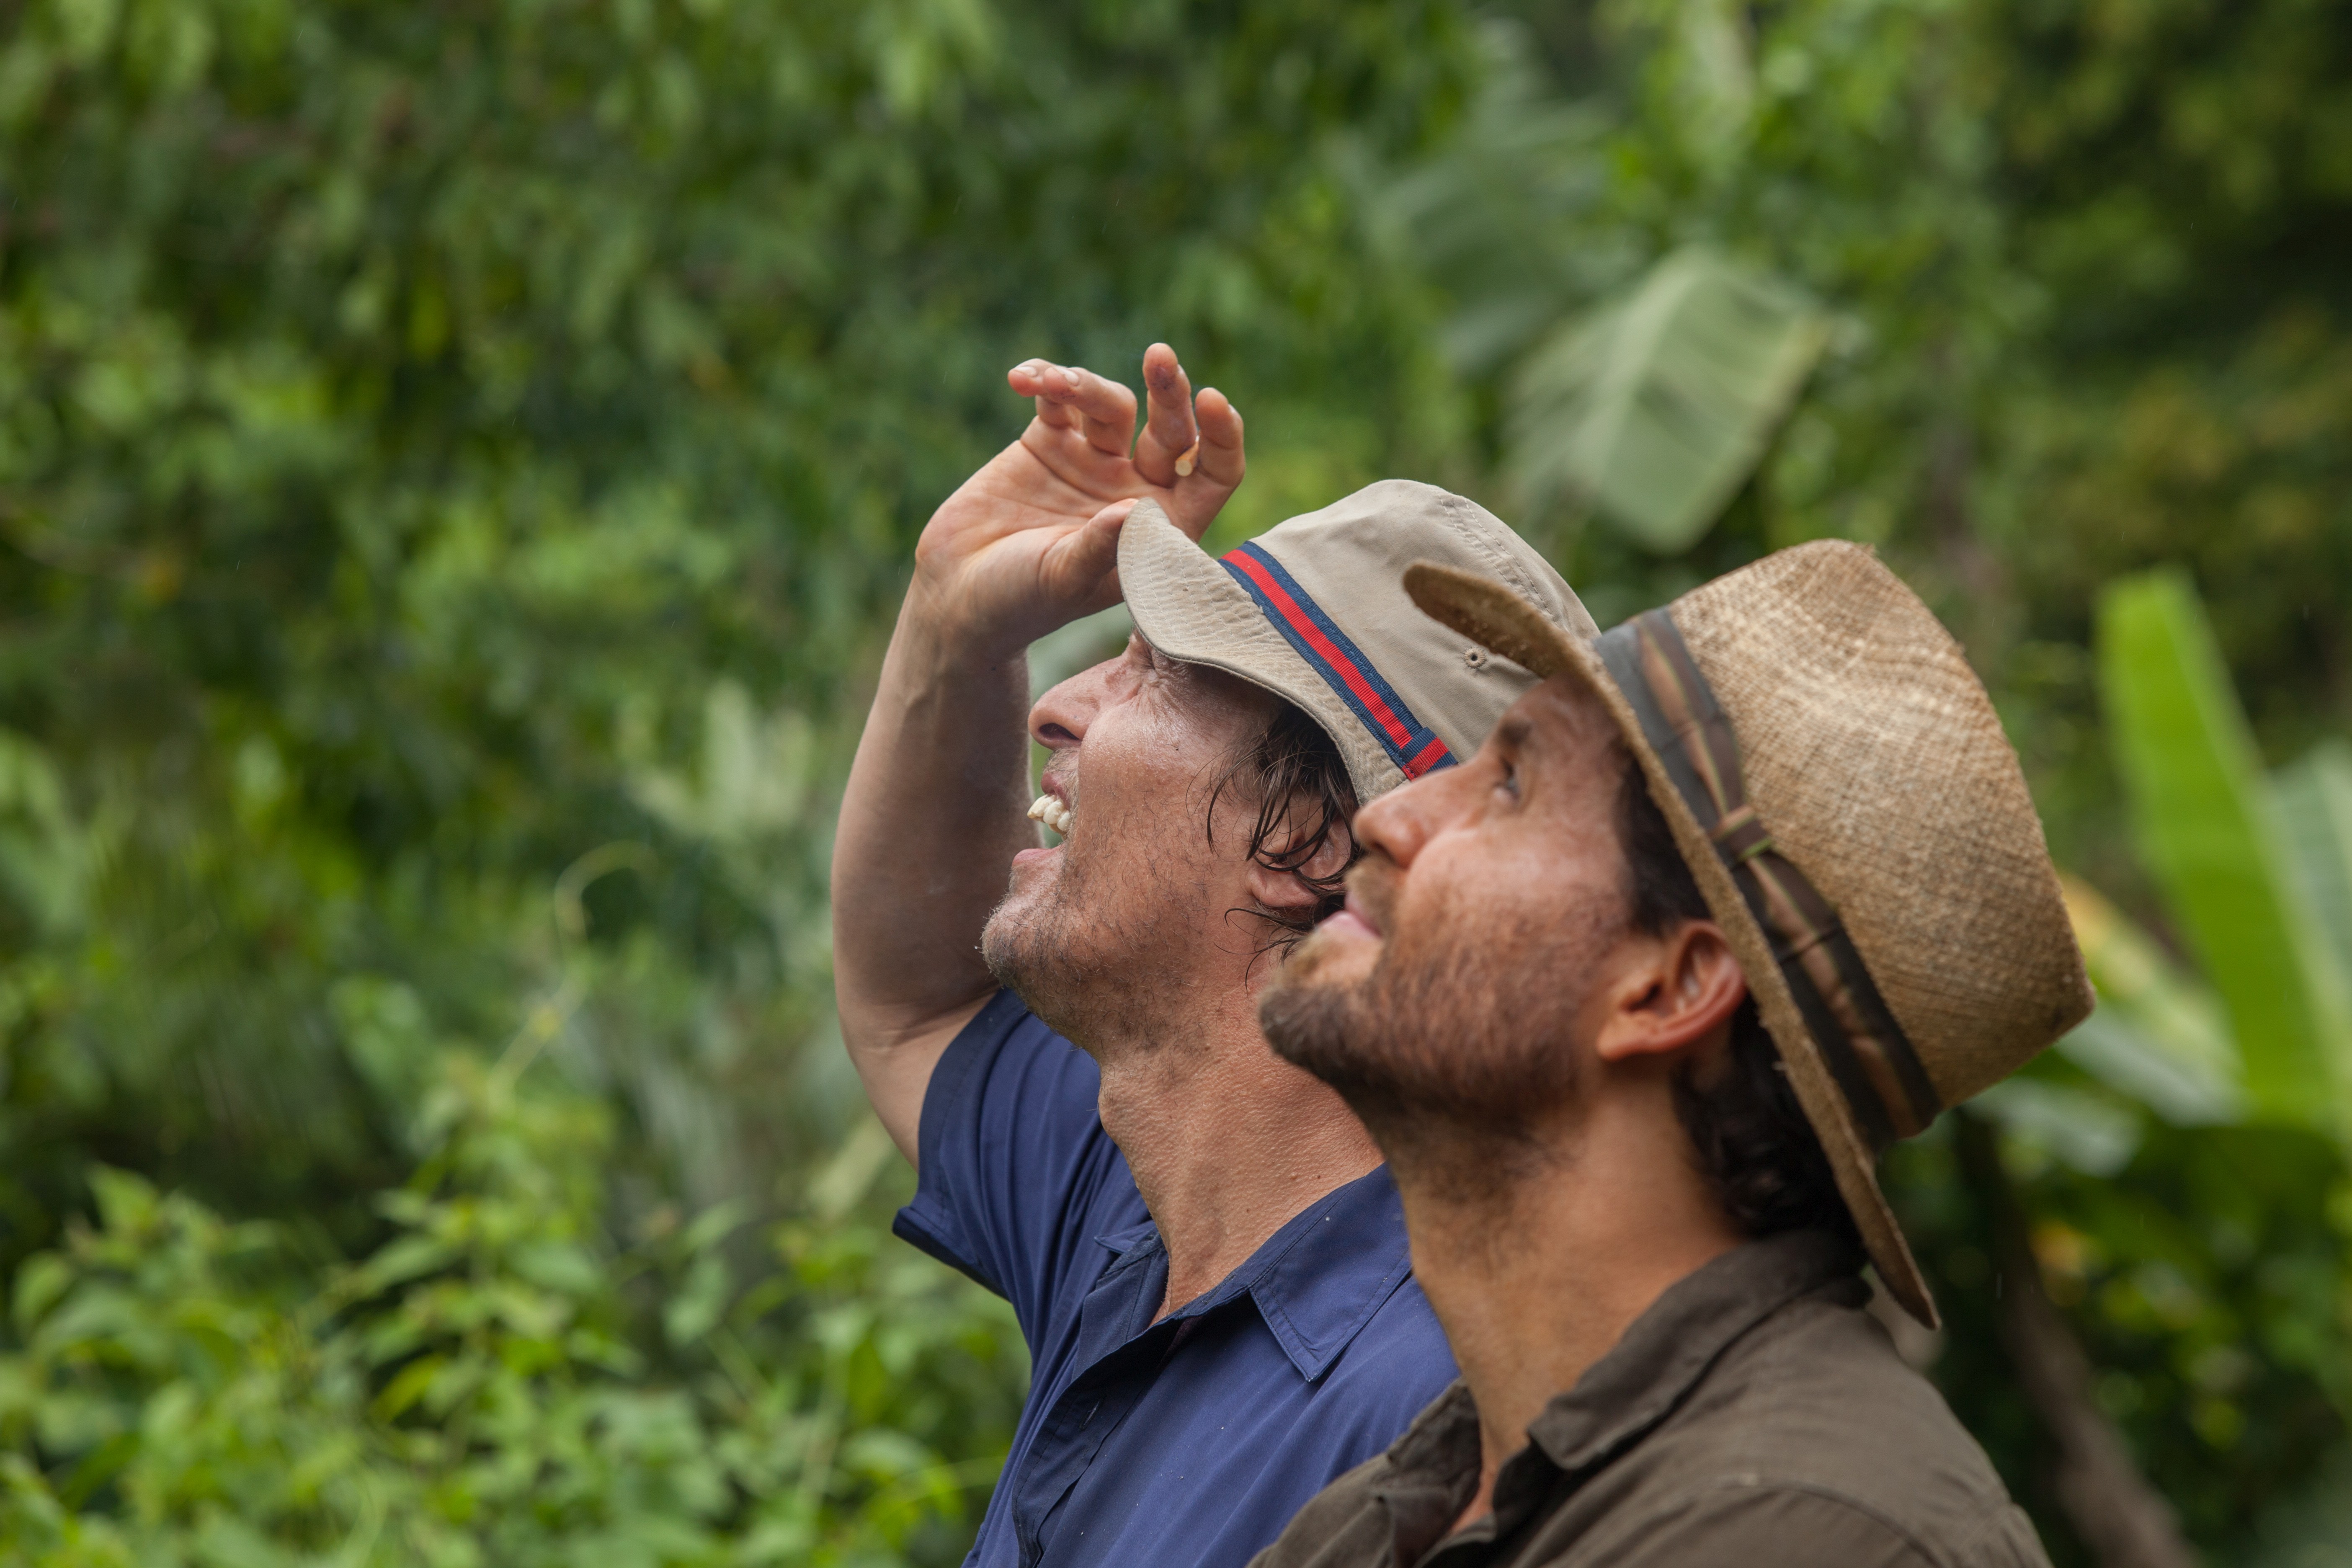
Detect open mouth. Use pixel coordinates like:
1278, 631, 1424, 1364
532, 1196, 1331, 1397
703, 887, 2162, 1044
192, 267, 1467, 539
1317, 889, 1381, 941
1027, 793, 1074, 838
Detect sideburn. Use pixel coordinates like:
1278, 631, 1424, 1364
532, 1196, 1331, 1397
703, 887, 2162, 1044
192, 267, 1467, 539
1205, 702, 1359, 965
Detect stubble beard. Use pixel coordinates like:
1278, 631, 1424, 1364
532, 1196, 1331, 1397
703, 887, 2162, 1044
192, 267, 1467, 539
1259, 871, 1622, 1200
980, 794, 1202, 1059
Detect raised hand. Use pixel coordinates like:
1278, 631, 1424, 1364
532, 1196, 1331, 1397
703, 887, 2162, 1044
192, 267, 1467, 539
913, 342, 1246, 654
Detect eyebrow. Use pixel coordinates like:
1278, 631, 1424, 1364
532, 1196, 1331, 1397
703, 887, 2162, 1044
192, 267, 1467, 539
1135, 631, 1183, 679
1495, 715, 1535, 751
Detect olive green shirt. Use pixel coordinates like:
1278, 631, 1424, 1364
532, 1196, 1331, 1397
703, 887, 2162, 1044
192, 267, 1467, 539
1248, 1230, 2049, 1568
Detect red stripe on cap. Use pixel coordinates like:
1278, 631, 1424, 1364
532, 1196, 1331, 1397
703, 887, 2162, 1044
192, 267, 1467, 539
1222, 549, 1416, 750
1403, 734, 1452, 779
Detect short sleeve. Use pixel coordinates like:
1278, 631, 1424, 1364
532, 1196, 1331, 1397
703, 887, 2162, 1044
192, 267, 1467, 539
890, 990, 1143, 1343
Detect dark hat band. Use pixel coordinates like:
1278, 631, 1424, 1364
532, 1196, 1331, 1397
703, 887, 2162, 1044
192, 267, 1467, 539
1597, 610, 1942, 1150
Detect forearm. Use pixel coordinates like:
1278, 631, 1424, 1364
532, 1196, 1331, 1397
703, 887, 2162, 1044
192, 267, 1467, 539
831, 584, 1039, 1055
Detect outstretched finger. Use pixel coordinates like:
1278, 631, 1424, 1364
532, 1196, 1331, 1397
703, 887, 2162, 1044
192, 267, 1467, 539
1067, 366, 1141, 456
1027, 363, 1138, 456
1009, 359, 1084, 433
1163, 389, 1243, 542
1162, 390, 1251, 543
1131, 344, 1197, 487
1189, 387, 1245, 488
1009, 360, 1082, 431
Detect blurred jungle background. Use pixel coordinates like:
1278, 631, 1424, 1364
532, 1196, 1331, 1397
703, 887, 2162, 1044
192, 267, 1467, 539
0, 0, 2348, 1563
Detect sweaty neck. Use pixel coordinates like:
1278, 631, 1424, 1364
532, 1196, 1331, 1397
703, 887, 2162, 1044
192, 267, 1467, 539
1088, 969, 1384, 1322
1387, 1075, 1744, 1534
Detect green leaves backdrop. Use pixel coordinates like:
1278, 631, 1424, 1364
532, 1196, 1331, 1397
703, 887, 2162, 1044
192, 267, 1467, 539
0, 0, 2346, 1563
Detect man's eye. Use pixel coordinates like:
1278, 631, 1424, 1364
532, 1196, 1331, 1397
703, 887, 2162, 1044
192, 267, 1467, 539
1496, 761, 1520, 800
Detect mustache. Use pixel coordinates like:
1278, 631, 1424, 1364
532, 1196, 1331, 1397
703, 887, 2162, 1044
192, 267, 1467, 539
1341, 857, 1402, 936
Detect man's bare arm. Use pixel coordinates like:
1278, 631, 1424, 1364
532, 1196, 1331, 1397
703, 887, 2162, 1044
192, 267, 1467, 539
830, 344, 1245, 1163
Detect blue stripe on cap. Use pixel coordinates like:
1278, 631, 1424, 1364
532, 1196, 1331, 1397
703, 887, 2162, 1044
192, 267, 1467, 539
1218, 540, 1456, 779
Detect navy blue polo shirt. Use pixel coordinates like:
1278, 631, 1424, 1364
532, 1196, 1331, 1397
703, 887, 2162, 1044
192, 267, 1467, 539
894, 990, 1458, 1568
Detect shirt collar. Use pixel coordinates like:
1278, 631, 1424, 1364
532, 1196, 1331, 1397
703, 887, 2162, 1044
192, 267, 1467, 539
1354, 1233, 1862, 1568
1091, 1164, 1418, 1381
1522, 1228, 1864, 1477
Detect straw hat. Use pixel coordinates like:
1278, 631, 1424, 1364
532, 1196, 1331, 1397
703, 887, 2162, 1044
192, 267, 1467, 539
1404, 541, 2093, 1327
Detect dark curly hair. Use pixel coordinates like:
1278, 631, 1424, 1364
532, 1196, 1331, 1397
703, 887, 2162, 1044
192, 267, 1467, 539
1618, 753, 1860, 1247
1206, 701, 1361, 961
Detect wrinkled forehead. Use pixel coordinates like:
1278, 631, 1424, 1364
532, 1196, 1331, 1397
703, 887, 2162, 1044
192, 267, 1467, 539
1092, 631, 1284, 737
1149, 633, 1284, 709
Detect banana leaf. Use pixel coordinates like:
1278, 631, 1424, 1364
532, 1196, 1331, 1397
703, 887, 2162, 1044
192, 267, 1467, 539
2273, 738, 2352, 986
2097, 570, 2352, 1131
1504, 247, 1828, 553
2056, 874, 2241, 1125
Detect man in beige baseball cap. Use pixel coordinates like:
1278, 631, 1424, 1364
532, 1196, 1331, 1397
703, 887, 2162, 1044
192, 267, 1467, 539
1250, 544, 2093, 1568
831, 343, 1593, 1568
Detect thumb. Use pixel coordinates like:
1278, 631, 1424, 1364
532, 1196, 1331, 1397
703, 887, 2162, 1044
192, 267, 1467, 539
1037, 498, 1136, 603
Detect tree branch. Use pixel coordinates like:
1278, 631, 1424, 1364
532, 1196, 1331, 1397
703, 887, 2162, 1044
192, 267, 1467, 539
1950, 1108, 2198, 1568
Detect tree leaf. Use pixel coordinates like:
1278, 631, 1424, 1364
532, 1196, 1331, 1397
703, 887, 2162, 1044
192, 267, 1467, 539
2272, 738, 2352, 986
2097, 570, 2352, 1132
1504, 246, 1827, 552
2056, 874, 2243, 1125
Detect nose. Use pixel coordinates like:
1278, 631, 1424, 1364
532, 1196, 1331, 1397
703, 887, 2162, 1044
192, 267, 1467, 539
1029, 655, 1119, 753
1351, 758, 1476, 870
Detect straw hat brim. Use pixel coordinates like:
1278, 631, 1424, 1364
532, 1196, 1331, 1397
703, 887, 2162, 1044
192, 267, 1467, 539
1402, 560, 1938, 1328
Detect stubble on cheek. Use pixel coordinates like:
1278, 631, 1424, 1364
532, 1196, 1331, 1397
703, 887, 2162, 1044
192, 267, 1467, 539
1261, 878, 1620, 1160
979, 781, 1213, 1052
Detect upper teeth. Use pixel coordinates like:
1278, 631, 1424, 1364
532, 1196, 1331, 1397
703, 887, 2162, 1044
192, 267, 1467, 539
1028, 794, 1074, 838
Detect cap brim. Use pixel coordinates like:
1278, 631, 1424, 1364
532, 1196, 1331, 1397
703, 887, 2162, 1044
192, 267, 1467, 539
1119, 499, 1405, 802
1403, 561, 1939, 1329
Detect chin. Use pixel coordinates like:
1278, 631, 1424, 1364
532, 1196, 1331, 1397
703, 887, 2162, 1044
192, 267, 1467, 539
980, 860, 1128, 1044
980, 895, 1055, 988
1256, 960, 1368, 1078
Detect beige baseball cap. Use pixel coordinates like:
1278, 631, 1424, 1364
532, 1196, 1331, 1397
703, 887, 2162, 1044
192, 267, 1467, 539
1119, 480, 1597, 802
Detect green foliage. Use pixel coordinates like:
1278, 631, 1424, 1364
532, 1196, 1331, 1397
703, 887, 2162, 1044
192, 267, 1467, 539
2053, 874, 2239, 1128
1, 0, 2347, 1562
1411, 5, 2352, 1558
2097, 570, 2352, 1130
2274, 741, 2352, 990
0, 0, 1475, 1558
0, 1052, 1024, 1566
0, 0, 1478, 1249
1503, 247, 1827, 553
1896, 1117, 2352, 1558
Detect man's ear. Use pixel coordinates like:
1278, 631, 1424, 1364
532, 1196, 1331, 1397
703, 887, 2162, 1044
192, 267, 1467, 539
1240, 808, 1354, 916
1592, 921, 1748, 1068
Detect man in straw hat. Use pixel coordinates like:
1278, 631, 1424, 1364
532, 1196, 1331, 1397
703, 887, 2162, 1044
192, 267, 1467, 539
1247, 542, 2093, 1568
832, 343, 1597, 1568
